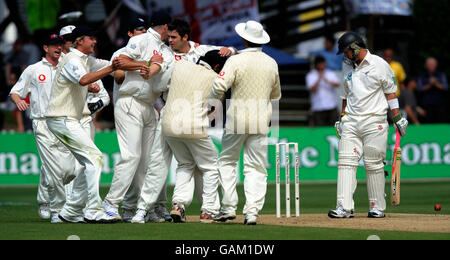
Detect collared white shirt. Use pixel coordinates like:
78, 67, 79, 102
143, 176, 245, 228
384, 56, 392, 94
306, 69, 340, 112
173, 41, 221, 64
120, 28, 174, 105
341, 50, 397, 116
10, 58, 57, 119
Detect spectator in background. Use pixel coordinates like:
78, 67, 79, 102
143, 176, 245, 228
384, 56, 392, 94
417, 57, 448, 123
310, 34, 343, 72
399, 78, 426, 125
306, 55, 340, 126
383, 48, 406, 97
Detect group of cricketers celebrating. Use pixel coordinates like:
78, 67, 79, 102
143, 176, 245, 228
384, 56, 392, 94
10, 9, 408, 226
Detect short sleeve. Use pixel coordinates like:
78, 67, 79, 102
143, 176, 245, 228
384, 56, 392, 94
123, 36, 142, 60
10, 66, 33, 98
381, 62, 397, 94
62, 58, 88, 85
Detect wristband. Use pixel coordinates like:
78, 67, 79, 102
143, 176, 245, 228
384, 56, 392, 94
228, 47, 236, 55
146, 61, 150, 67
388, 98, 399, 110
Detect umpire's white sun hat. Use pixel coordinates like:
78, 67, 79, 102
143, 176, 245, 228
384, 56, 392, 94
235, 20, 270, 45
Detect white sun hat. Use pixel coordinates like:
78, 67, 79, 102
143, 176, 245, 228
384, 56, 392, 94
60, 25, 76, 36
235, 20, 270, 45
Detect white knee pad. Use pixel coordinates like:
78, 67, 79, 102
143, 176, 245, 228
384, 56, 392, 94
338, 140, 360, 167
363, 145, 385, 172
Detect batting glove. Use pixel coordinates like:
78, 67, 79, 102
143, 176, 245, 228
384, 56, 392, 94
88, 100, 104, 115
394, 115, 409, 137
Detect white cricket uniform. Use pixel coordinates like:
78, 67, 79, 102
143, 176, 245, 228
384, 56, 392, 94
104, 28, 174, 209
10, 58, 76, 216
45, 48, 107, 219
210, 48, 281, 217
337, 50, 397, 212
136, 42, 223, 212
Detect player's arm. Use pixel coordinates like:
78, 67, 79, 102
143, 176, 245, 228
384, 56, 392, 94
79, 65, 116, 86
114, 55, 148, 71
9, 67, 31, 111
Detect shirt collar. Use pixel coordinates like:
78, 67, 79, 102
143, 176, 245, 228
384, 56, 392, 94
147, 28, 163, 44
358, 50, 373, 66
239, 47, 263, 54
70, 48, 89, 60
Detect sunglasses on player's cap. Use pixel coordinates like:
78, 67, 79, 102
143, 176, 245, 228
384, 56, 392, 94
43, 34, 65, 46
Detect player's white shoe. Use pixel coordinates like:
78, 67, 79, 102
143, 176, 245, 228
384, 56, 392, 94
244, 214, 258, 225
38, 204, 51, 220
102, 201, 122, 220
51, 214, 63, 224
328, 206, 354, 219
84, 210, 120, 224
368, 208, 386, 218
122, 209, 135, 223
131, 209, 147, 224
213, 211, 236, 222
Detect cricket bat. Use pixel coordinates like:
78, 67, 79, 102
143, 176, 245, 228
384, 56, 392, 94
391, 130, 402, 206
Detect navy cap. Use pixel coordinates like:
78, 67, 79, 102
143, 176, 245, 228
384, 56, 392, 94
71, 26, 97, 40
150, 10, 172, 27
43, 33, 65, 46
128, 17, 148, 32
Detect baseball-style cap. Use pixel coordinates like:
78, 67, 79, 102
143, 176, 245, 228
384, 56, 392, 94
70, 26, 97, 40
150, 10, 172, 27
128, 17, 147, 32
43, 33, 65, 46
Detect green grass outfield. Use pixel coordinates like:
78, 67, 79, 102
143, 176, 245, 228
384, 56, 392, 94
0, 181, 449, 240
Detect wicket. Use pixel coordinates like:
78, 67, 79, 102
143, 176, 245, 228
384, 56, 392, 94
276, 143, 300, 218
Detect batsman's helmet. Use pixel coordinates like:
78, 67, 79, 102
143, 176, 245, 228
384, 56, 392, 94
337, 32, 366, 55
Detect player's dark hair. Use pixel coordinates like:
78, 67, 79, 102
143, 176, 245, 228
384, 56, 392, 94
168, 19, 191, 40
197, 50, 228, 72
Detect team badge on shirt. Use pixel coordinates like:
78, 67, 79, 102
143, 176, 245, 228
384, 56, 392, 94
346, 72, 352, 81
38, 74, 46, 82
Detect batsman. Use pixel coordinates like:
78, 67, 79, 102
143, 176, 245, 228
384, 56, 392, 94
329, 32, 409, 219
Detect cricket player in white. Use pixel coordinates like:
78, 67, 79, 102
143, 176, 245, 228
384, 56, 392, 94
10, 34, 75, 223
210, 21, 282, 225
132, 51, 227, 224
45, 26, 118, 223
329, 32, 409, 219
132, 19, 236, 222
102, 11, 174, 220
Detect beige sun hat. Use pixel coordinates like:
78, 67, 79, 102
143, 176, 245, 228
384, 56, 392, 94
235, 20, 270, 45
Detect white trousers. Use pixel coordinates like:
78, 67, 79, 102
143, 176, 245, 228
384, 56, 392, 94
337, 114, 389, 211
218, 131, 268, 216
33, 119, 75, 215
104, 96, 156, 208
135, 114, 173, 211
46, 117, 104, 217
166, 136, 220, 214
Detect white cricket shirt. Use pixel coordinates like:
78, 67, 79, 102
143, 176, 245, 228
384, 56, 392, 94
120, 28, 174, 105
173, 41, 221, 64
10, 58, 57, 119
341, 51, 397, 116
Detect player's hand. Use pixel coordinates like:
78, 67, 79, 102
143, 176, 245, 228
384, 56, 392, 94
88, 100, 104, 115
334, 121, 342, 139
113, 56, 128, 69
394, 117, 408, 137
140, 66, 150, 79
219, 47, 232, 57
88, 83, 100, 93
15, 100, 29, 111
150, 54, 164, 65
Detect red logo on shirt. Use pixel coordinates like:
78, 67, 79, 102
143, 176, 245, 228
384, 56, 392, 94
175, 55, 182, 61
219, 72, 225, 77
38, 74, 46, 82
378, 125, 383, 131
153, 50, 162, 56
